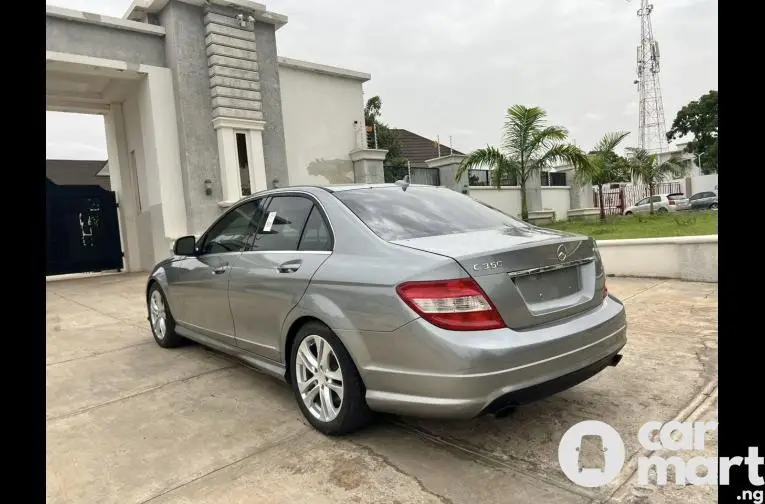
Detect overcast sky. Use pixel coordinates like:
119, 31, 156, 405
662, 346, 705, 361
46, 0, 717, 160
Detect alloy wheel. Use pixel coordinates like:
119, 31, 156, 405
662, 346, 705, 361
149, 290, 167, 340
295, 334, 344, 422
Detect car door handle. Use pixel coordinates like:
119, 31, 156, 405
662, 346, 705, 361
277, 260, 301, 273
212, 265, 229, 275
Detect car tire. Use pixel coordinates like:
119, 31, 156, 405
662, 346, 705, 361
289, 321, 373, 436
147, 283, 185, 348
624, 211, 633, 216
710, 203, 718, 209
657, 207, 668, 214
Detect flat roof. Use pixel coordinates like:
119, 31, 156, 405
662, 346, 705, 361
277, 57, 371, 82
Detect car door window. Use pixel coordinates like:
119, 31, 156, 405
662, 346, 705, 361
650, 196, 662, 203
251, 196, 314, 252
635, 197, 649, 206
200, 199, 266, 255
298, 206, 332, 252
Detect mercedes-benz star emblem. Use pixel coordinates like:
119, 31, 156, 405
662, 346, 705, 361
556, 244, 568, 262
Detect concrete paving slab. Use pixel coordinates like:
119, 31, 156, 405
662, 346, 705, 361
46, 366, 308, 504
45, 274, 718, 504
46, 344, 233, 420
46, 323, 150, 366
147, 429, 451, 504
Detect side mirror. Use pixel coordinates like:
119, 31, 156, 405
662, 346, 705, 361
173, 235, 197, 256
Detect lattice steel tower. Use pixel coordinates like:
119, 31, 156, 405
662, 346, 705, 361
634, 1, 668, 153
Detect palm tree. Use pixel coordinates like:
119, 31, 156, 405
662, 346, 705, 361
455, 105, 589, 221
626, 147, 688, 214
574, 132, 631, 222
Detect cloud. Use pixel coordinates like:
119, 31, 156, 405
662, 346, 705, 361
46, 0, 718, 159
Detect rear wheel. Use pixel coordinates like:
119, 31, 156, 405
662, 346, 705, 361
709, 203, 718, 209
657, 207, 669, 214
147, 284, 185, 348
290, 322, 373, 435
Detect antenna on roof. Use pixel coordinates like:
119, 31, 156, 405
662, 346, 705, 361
395, 175, 410, 192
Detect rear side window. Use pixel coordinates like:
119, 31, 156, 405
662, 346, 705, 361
250, 196, 313, 251
298, 206, 332, 251
334, 186, 528, 241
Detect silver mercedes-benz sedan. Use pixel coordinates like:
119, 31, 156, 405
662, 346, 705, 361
146, 184, 627, 435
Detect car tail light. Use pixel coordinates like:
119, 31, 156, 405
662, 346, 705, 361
396, 278, 506, 331
668, 199, 675, 205
604, 283, 609, 299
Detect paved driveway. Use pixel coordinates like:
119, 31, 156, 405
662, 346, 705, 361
46, 274, 717, 504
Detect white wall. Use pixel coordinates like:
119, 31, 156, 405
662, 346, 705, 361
541, 187, 571, 221
597, 235, 718, 282
279, 65, 365, 185
688, 174, 718, 195
469, 186, 522, 217
470, 186, 572, 220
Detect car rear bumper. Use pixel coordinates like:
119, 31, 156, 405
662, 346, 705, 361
336, 295, 627, 419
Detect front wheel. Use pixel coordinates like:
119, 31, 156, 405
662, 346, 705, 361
147, 284, 185, 348
290, 322, 373, 435
624, 211, 633, 216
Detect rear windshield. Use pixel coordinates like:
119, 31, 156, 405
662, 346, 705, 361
667, 194, 686, 200
333, 186, 528, 241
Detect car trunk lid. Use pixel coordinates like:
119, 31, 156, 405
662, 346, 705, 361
391, 227, 606, 330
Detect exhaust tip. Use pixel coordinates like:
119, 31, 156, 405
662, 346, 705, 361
609, 354, 623, 367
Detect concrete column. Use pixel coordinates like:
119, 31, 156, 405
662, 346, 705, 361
425, 154, 467, 192
104, 104, 140, 272
349, 148, 387, 183
158, 1, 222, 234
525, 172, 543, 212
252, 21, 289, 188
137, 67, 189, 262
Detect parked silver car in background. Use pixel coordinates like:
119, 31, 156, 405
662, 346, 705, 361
146, 184, 627, 435
689, 190, 718, 210
624, 192, 690, 215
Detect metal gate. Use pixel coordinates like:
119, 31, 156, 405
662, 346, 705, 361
46, 180, 123, 276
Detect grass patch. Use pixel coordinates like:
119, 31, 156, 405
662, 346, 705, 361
544, 210, 718, 240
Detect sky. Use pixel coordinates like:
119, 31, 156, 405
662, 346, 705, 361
46, 0, 718, 160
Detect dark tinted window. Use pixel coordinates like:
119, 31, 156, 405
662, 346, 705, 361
250, 196, 314, 251
650, 196, 662, 203
667, 194, 685, 201
201, 199, 265, 254
334, 186, 528, 241
298, 206, 332, 251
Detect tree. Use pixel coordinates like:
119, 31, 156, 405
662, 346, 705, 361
363, 96, 407, 180
455, 105, 589, 221
666, 90, 718, 174
626, 147, 688, 214
574, 132, 631, 222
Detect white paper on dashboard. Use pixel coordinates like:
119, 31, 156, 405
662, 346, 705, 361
263, 211, 277, 232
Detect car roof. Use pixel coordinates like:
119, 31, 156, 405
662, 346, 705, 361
238, 183, 442, 201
